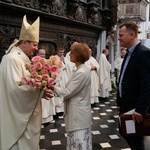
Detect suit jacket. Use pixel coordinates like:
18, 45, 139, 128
54, 64, 92, 132
117, 42, 150, 115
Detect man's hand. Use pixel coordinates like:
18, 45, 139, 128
60, 55, 64, 62
90, 63, 96, 70
43, 87, 54, 100
132, 111, 143, 123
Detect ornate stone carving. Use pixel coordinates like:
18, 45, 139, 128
0, 0, 108, 60
53, 33, 97, 56
40, 0, 67, 16
1, 0, 12, 3
40, 0, 51, 12
62, 34, 98, 57
88, 5, 102, 26
55, 33, 68, 50
13, 0, 39, 9
68, 0, 86, 22
50, 0, 67, 17
0, 25, 16, 50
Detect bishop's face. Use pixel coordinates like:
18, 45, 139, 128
23, 41, 38, 56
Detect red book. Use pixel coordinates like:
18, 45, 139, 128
119, 114, 150, 137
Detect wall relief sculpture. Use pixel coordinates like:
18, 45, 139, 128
0, 0, 117, 61
13, 0, 39, 9
50, 0, 67, 16
1, 0, 12, 3
39, 0, 67, 17
0, 25, 16, 50
68, 0, 86, 22
88, 5, 102, 26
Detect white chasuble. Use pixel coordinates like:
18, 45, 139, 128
85, 56, 100, 103
0, 47, 41, 150
99, 53, 112, 98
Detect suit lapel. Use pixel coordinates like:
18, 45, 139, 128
119, 42, 142, 82
125, 42, 141, 71
119, 52, 128, 82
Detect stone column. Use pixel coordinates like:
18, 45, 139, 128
96, 31, 106, 61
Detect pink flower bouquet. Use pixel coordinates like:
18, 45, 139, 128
22, 55, 63, 89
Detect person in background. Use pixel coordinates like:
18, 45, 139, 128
36, 48, 56, 125
54, 47, 66, 115
64, 51, 76, 75
117, 21, 150, 150
99, 48, 112, 100
85, 48, 100, 106
0, 15, 53, 150
36, 48, 46, 58
50, 42, 92, 150
55, 47, 65, 62
114, 47, 127, 84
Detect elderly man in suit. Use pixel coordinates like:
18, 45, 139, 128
117, 22, 150, 150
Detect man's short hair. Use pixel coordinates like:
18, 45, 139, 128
119, 21, 139, 36
102, 48, 108, 54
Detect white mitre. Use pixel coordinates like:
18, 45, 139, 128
6, 15, 40, 54
19, 15, 40, 42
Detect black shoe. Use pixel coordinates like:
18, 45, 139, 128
56, 112, 64, 116
99, 97, 108, 100
91, 104, 95, 107
94, 103, 99, 107
42, 122, 50, 127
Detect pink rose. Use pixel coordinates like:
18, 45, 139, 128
40, 58, 46, 64
43, 63, 51, 70
31, 56, 41, 63
41, 69, 48, 75
34, 82, 41, 88
47, 78, 55, 87
31, 71, 38, 78
42, 74, 49, 81
25, 63, 31, 70
35, 75, 42, 82
21, 77, 29, 85
50, 56, 59, 65
49, 66, 59, 73
51, 72, 58, 79
30, 65, 36, 71
50, 56, 58, 62
47, 59, 52, 65
41, 80, 47, 87
35, 62, 43, 70
29, 78, 35, 87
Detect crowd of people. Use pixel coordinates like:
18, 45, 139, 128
0, 15, 150, 150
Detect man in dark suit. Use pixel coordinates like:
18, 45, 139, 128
117, 21, 150, 150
